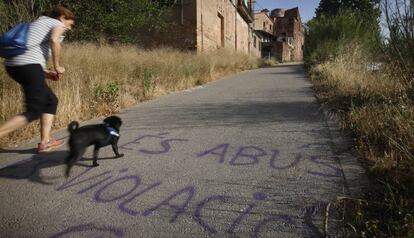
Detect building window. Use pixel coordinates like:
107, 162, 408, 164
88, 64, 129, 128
254, 36, 257, 48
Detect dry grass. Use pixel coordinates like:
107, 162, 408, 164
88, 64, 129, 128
309, 48, 414, 236
310, 58, 413, 168
0, 43, 261, 146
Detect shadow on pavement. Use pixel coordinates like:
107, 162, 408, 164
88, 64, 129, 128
0, 151, 67, 185
129, 101, 323, 129
0, 151, 118, 185
0, 148, 38, 154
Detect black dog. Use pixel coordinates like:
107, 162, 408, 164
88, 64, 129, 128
65, 116, 124, 177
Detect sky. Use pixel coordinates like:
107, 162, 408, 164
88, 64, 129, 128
254, 0, 321, 23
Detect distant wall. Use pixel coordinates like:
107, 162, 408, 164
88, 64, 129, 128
139, 0, 197, 50
140, 0, 257, 56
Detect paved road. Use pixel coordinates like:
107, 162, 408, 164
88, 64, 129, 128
0, 64, 367, 238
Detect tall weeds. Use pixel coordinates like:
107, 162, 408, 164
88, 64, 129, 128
305, 3, 414, 236
0, 44, 260, 146
382, 0, 414, 92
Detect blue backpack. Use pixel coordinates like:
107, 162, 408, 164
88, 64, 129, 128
0, 23, 30, 59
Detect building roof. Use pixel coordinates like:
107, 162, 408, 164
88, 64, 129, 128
254, 30, 277, 40
254, 10, 273, 23
284, 7, 301, 22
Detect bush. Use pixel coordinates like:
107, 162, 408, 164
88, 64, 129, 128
305, 1, 414, 236
304, 10, 380, 66
309, 48, 414, 237
0, 0, 169, 44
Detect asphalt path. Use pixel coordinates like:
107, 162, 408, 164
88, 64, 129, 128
0, 64, 367, 238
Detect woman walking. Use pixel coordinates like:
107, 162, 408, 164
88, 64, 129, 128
0, 6, 75, 152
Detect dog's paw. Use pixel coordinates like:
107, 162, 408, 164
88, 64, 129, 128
65, 167, 71, 178
116, 154, 124, 158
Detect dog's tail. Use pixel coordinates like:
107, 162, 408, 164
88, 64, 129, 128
68, 121, 79, 133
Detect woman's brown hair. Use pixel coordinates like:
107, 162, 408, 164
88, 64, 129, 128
48, 6, 75, 20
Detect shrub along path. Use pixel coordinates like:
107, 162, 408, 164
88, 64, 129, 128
0, 64, 367, 237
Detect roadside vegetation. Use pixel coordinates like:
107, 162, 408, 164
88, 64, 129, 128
0, 1, 264, 147
305, 0, 414, 236
0, 45, 261, 147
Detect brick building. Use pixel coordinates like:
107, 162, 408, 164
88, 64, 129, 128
253, 7, 304, 62
253, 9, 277, 58
141, 1, 304, 61
142, 0, 261, 57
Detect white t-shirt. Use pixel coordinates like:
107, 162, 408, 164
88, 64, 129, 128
4, 16, 66, 69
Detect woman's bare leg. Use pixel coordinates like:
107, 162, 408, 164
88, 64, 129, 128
0, 115, 28, 139
40, 113, 54, 143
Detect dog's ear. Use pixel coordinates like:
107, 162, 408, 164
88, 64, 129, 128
104, 116, 122, 129
103, 117, 112, 124
114, 117, 122, 128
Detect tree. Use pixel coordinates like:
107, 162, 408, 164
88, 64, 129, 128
57, 0, 173, 43
314, 0, 381, 41
0, 0, 172, 44
305, 0, 382, 65
315, 0, 381, 20
383, 0, 414, 84
0, 0, 54, 32
315, 0, 341, 17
